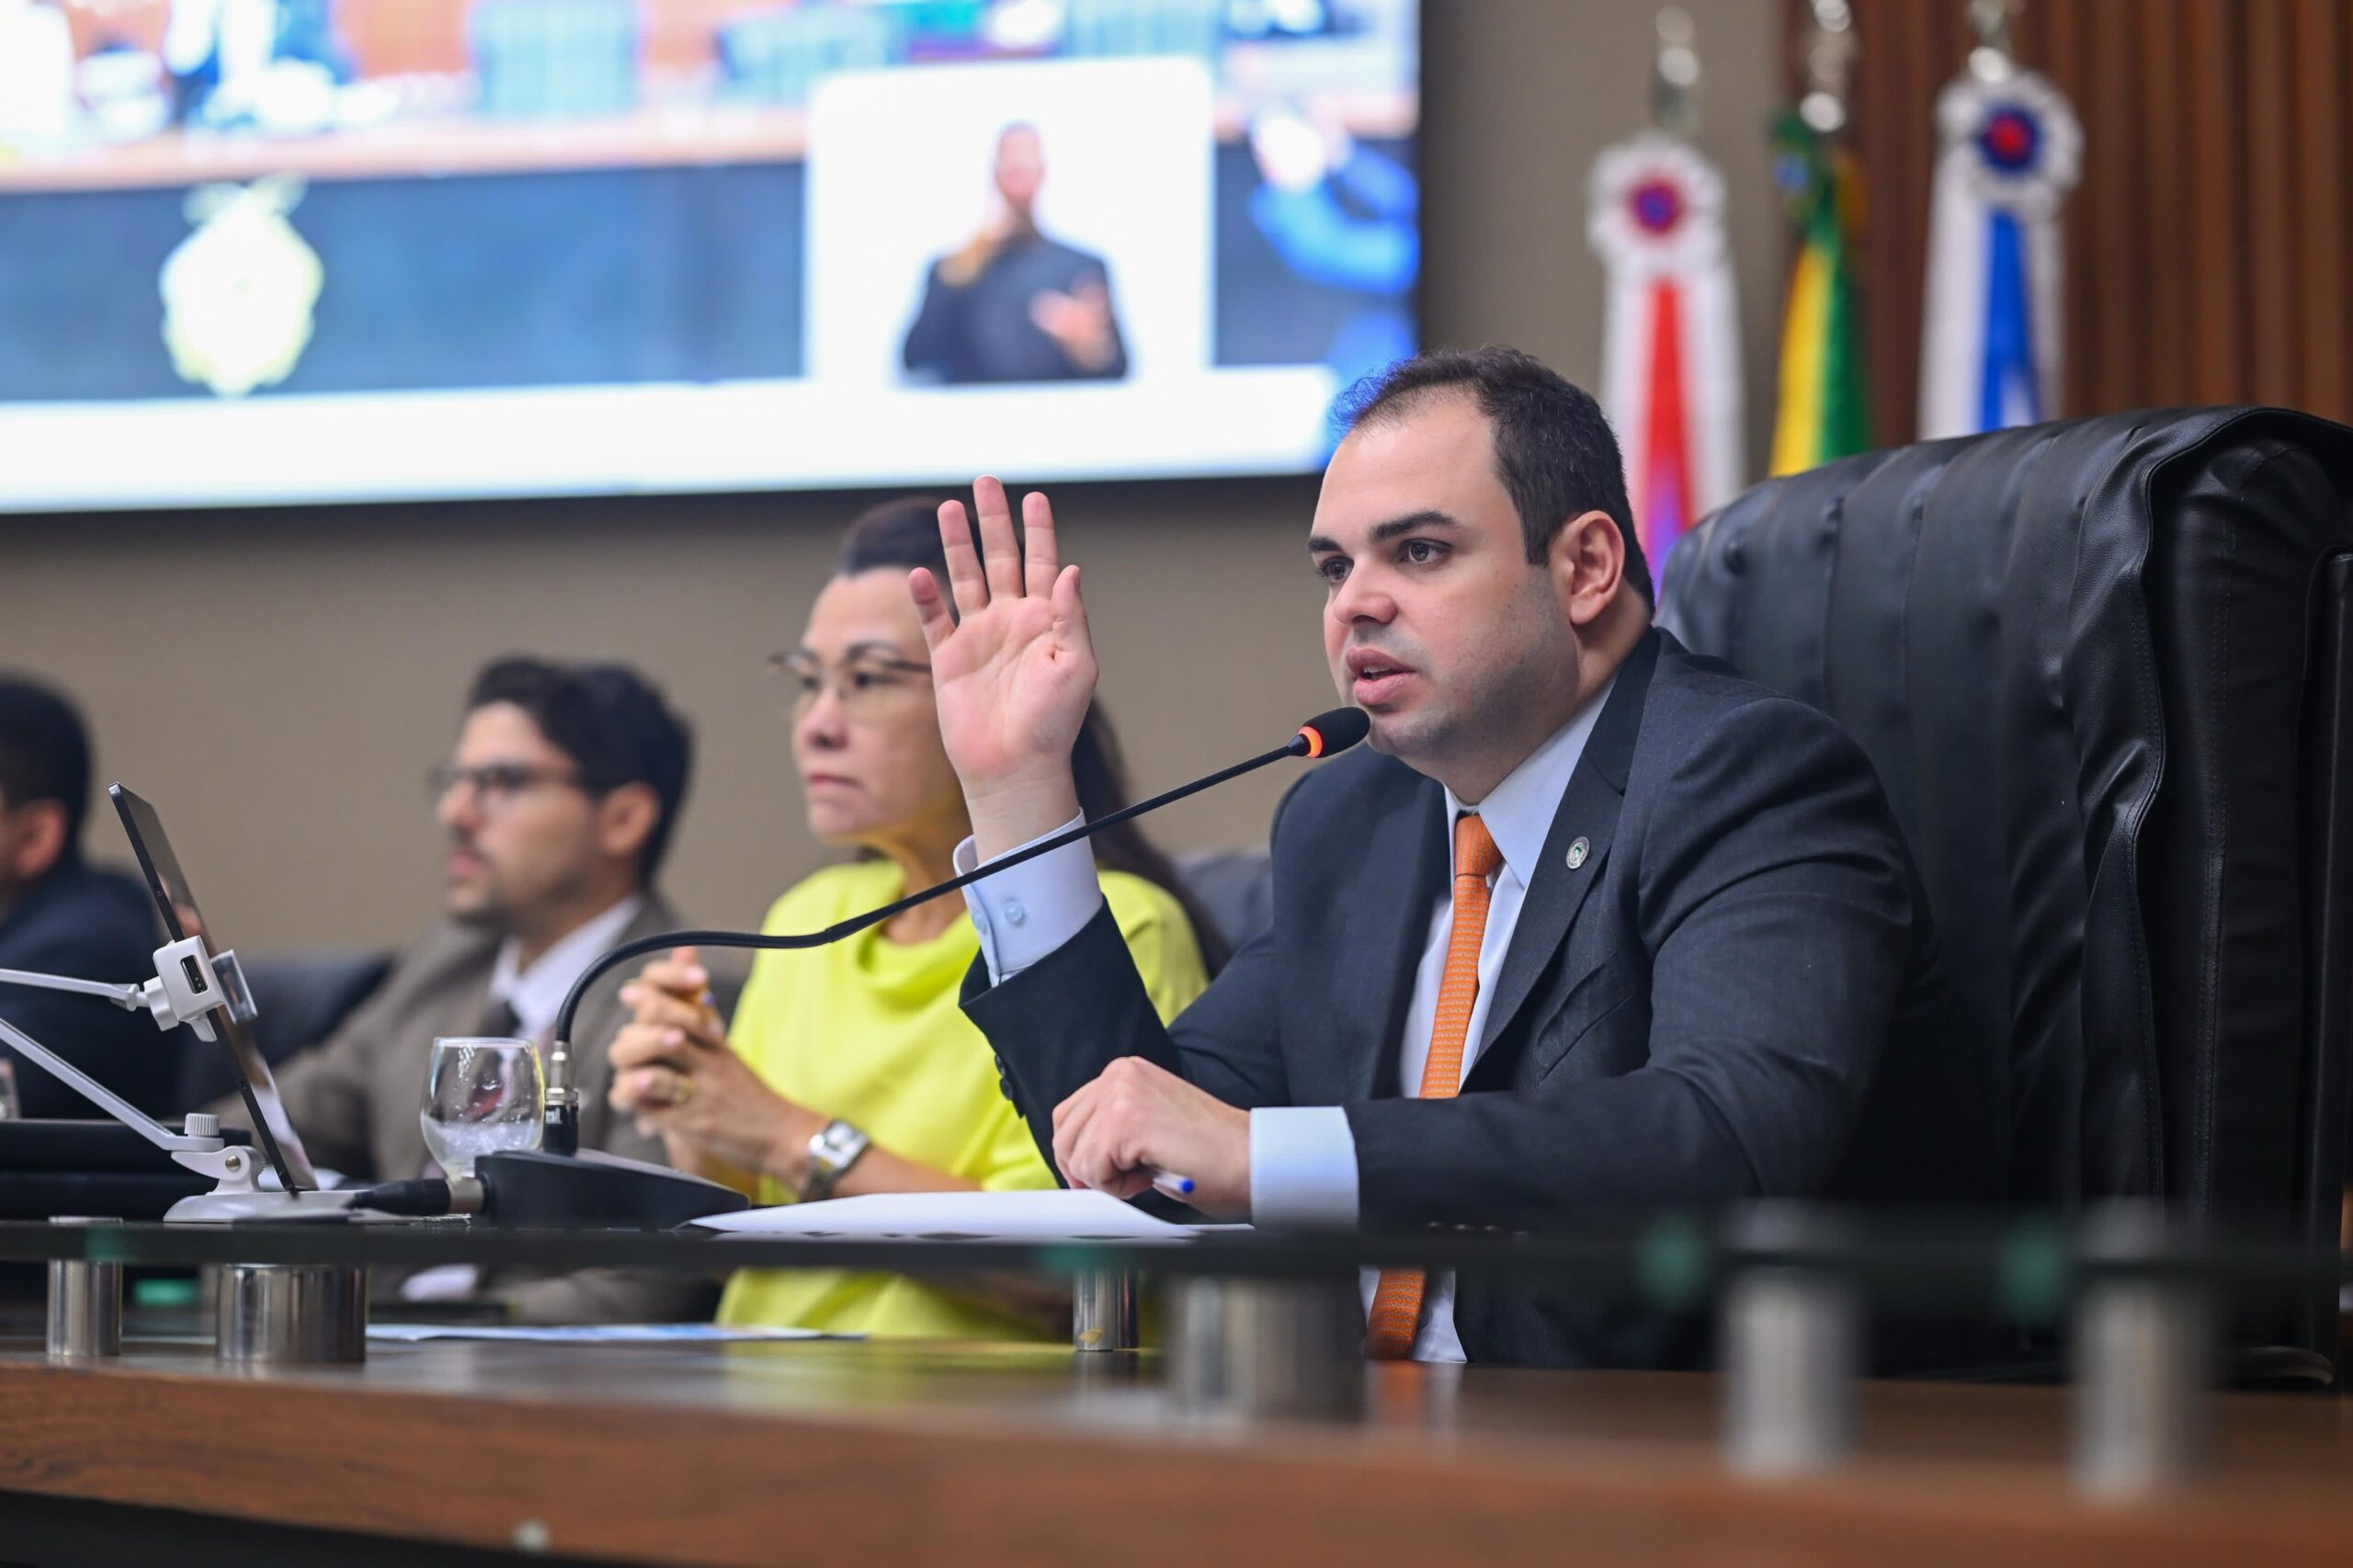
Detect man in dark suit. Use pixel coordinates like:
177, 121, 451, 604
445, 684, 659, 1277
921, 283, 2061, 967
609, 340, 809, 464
0, 677, 178, 1119
900, 121, 1129, 385
907, 347, 1998, 1367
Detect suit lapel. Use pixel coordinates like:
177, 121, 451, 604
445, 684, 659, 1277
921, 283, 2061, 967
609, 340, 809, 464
1477, 630, 1662, 1055
1337, 776, 1449, 1101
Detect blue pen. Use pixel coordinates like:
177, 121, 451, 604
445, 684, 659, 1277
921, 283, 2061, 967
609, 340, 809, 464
1149, 1169, 1196, 1201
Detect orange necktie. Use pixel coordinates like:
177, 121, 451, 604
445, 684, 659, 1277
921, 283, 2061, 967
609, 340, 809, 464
1366, 812, 1504, 1360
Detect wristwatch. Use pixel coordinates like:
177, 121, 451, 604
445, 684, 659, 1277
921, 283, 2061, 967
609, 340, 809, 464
800, 1119, 871, 1203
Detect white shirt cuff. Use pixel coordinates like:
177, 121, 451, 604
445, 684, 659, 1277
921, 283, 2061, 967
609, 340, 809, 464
953, 812, 1104, 983
1247, 1106, 1359, 1229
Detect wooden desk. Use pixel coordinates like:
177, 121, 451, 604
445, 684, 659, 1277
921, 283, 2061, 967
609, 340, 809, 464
3, 1333, 2350, 1567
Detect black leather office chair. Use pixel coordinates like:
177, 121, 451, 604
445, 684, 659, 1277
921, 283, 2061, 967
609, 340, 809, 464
1176, 846, 1275, 953
1661, 408, 2353, 1379
172, 949, 392, 1110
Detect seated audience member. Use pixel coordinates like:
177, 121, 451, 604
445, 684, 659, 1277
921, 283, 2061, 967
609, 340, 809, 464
0, 676, 179, 1119
610, 499, 1213, 1338
217, 656, 732, 1322
912, 347, 1998, 1368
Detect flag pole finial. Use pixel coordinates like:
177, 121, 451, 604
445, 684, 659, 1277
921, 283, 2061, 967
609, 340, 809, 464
1967, 0, 2021, 84
1653, 7, 1701, 139
1798, 0, 1857, 135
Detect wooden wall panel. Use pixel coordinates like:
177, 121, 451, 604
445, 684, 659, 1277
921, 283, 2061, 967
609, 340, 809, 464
2243, 0, 2297, 404
1793, 0, 2353, 442
2291, 0, 2351, 420
2135, 1, 2195, 412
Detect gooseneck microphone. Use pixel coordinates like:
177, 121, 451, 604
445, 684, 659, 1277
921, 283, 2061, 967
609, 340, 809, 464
540, 707, 1371, 1155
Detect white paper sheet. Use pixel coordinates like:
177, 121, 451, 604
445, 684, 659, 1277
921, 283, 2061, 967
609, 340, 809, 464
691, 1188, 1245, 1244
366, 1323, 858, 1344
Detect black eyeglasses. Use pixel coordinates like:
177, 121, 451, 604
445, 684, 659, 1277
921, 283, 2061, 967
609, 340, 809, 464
426, 761, 585, 810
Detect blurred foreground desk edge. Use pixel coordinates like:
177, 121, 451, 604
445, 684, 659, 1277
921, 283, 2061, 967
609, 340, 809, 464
4, 1337, 2353, 1568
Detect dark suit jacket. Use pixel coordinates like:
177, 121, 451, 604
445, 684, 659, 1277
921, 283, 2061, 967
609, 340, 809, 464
0, 857, 177, 1119
216, 893, 744, 1324
901, 233, 1129, 384
965, 629, 2000, 1368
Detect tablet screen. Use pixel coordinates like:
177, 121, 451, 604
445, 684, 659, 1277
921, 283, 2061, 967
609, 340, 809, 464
109, 784, 316, 1193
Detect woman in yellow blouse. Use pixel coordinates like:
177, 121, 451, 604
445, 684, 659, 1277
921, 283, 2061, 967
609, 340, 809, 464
608, 497, 1216, 1339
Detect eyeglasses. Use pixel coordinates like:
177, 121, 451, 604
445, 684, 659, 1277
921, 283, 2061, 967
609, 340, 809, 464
427, 761, 584, 811
767, 650, 933, 723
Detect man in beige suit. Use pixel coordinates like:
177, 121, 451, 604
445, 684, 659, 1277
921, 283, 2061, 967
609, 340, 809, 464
220, 656, 738, 1322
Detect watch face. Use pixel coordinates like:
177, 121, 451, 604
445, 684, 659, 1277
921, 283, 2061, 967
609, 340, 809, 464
801, 1121, 868, 1203
814, 1120, 867, 1170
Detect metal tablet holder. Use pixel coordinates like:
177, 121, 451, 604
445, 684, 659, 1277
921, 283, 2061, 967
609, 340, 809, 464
0, 935, 355, 1222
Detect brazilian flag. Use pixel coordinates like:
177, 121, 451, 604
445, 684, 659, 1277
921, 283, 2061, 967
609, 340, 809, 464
1768, 111, 1871, 475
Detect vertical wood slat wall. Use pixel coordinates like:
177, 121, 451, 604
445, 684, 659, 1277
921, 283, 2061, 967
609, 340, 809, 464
1789, 0, 2353, 444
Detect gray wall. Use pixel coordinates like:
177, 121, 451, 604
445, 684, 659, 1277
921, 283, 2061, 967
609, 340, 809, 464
2, 1, 1784, 950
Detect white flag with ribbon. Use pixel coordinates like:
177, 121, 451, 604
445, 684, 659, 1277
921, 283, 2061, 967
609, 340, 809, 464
1588, 131, 1745, 595
1917, 65, 2082, 438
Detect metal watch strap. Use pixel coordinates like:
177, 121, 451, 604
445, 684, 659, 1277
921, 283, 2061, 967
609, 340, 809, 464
801, 1119, 870, 1203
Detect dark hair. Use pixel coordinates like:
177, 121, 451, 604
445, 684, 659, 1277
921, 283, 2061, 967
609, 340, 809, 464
0, 676, 93, 853
465, 657, 694, 884
836, 498, 1232, 973
1336, 346, 1652, 608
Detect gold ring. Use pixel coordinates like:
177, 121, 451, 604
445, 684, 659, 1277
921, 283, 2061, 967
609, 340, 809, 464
672, 1071, 695, 1106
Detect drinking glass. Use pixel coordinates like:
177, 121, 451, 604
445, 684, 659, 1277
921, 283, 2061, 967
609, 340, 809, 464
419, 1037, 543, 1176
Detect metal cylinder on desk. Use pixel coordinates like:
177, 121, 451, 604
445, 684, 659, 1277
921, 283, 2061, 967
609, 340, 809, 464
215, 1262, 368, 1365
1168, 1273, 1363, 1420
46, 1216, 122, 1359
1721, 1205, 1860, 1477
1073, 1268, 1140, 1352
2071, 1205, 2213, 1497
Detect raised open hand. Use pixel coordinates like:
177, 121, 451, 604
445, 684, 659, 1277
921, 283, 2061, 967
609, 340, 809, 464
908, 477, 1095, 857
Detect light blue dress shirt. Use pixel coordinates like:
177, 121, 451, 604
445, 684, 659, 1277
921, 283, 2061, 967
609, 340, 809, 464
956, 675, 1613, 1361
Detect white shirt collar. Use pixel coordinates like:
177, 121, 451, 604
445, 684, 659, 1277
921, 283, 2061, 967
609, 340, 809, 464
489, 893, 645, 1040
1441, 669, 1619, 886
